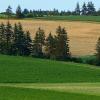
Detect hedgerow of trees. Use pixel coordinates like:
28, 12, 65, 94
4, 1, 100, 19
0, 22, 70, 60
0, 22, 32, 56
1, 21, 100, 66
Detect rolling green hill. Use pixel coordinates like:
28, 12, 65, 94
0, 54, 100, 83
0, 55, 100, 99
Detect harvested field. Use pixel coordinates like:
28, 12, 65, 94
1, 19, 100, 56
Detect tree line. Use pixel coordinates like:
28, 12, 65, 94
0, 22, 70, 60
3, 1, 100, 19
1, 21, 100, 66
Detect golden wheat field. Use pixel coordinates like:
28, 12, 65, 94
1, 19, 100, 56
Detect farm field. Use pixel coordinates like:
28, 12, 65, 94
1, 83, 100, 96
1, 86, 100, 100
35, 16, 100, 22
1, 55, 100, 83
0, 19, 100, 56
0, 55, 100, 99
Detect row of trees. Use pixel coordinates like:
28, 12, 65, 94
4, 1, 100, 19
75, 2, 96, 15
0, 22, 70, 60
0, 22, 32, 56
5, 6, 72, 18
1, 21, 100, 65
33, 26, 70, 60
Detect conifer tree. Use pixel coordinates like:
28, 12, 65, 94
56, 26, 70, 60
24, 31, 32, 56
16, 5, 23, 18
17, 22, 26, 55
6, 5, 12, 19
87, 2, 96, 15
75, 2, 80, 15
82, 2, 87, 15
12, 23, 19, 55
5, 21, 13, 54
45, 33, 57, 59
0, 23, 5, 54
32, 27, 45, 57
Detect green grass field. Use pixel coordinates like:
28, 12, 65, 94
34, 15, 100, 22
0, 55, 100, 99
1, 86, 100, 100
1, 14, 100, 22
0, 55, 100, 83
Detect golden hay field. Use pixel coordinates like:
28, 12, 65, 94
1, 19, 100, 56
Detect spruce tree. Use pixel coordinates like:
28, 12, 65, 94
6, 5, 12, 19
12, 23, 19, 55
75, 2, 80, 15
32, 27, 45, 57
24, 31, 32, 56
17, 22, 25, 55
87, 2, 96, 15
0, 23, 5, 54
23, 9, 29, 15
16, 5, 23, 18
82, 2, 87, 15
45, 33, 56, 59
5, 21, 13, 54
56, 26, 70, 60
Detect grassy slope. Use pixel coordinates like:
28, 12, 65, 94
0, 55, 100, 83
0, 86, 100, 100
34, 16, 100, 22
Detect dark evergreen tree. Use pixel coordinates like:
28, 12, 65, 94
87, 2, 96, 15
0, 23, 5, 54
56, 26, 70, 60
6, 5, 12, 19
45, 33, 57, 59
75, 2, 80, 15
82, 2, 87, 15
12, 23, 19, 55
16, 5, 24, 18
24, 31, 32, 56
13, 23, 32, 56
0, 21, 32, 56
32, 27, 45, 57
16, 22, 26, 55
23, 9, 29, 15
5, 21, 14, 55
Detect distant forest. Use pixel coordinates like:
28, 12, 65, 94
1, 1, 100, 19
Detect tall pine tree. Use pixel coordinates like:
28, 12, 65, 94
0, 23, 5, 54
75, 2, 80, 15
16, 5, 24, 18
45, 33, 57, 59
32, 27, 45, 57
82, 2, 87, 15
87, 2, 96, 15
5, 21, 13, 55
56, 26, 70, 60
6, 5, 12, 20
